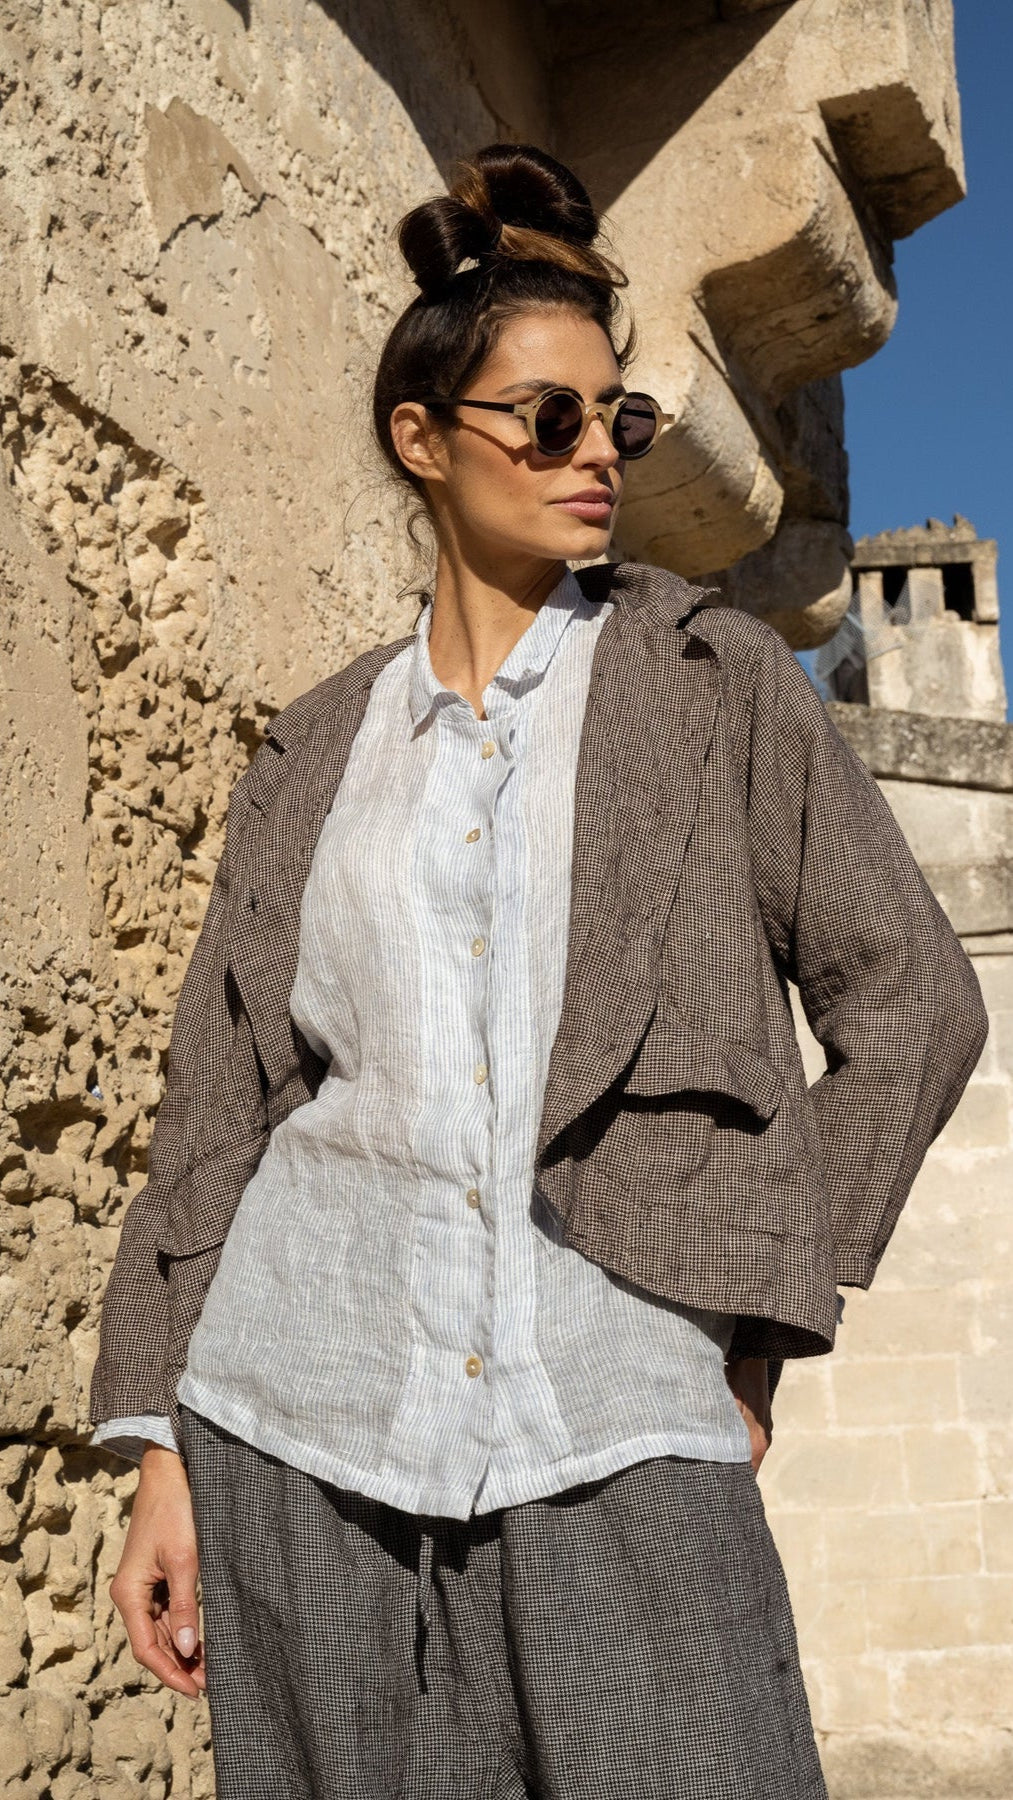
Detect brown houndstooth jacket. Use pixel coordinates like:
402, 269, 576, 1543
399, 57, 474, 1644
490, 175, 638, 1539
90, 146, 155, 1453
89, 560, 989, 1448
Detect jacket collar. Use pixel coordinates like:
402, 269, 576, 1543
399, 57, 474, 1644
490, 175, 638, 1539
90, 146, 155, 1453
572, 558, 720, 638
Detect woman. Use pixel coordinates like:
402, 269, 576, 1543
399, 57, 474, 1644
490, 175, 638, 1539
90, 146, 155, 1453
91, 144, 987, 1799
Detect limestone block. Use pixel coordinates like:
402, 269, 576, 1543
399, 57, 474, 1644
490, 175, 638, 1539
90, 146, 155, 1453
698, 115, 896, 402
969, 953, 1013, 1016
982, 1502, 1013, 1574
903, 1427, 985, 1505
806, 1652, 892, 1731
142, 97, 265, 246
865, 617, 1007, 721
832, 1356, 960, 1429
869, 1158, 987, 1292
874, 779, 1013, 935
935, 1081, 1011, 1151
839, 1286, 978, 1358
0, 1563, 29, 1689
892, 1646, 1013, 1729
865, 1575, 1013, 1652
779, 1571, 870, 1660
759, 1429, 908, 1511
611, 310, 784, 574
758, 1506, 827, 1584
90, 1695, 173, 1795
905, 565, 946, 622
765, 1353, 833, 1434
821, 1502, 982, 1584
960, 1355, 1013, 1428
819, 1727, 1013, 1800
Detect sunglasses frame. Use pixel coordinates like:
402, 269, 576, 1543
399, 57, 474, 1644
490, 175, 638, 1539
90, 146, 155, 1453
417, 385, 675, 459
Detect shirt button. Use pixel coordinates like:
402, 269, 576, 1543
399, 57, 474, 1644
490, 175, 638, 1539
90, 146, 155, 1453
465, 827, 481, 843
470, 937, 486, 957
465, 1187, 481, 1209
480, 739, 496, 758
473, 1063, 488, 1085
465, 1355, 483, 1378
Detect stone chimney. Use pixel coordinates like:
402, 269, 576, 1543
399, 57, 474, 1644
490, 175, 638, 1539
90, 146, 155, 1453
821, 516, 1004, 720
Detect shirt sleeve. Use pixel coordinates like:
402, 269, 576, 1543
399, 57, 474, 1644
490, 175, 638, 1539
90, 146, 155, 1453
91, 1414, 178, 1463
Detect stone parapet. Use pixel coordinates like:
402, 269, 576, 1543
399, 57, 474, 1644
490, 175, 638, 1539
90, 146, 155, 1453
828, 704, 1013, 792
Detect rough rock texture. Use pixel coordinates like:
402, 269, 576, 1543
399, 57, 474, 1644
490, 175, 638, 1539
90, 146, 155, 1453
560, 0, 965, 638
0, 1, 982, 1795
828, 705, 1013, 796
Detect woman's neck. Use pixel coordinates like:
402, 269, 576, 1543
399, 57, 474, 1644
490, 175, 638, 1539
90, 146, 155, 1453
426, 549, 568, 718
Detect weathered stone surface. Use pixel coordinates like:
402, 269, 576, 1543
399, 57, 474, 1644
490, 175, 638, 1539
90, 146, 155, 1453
703, 517, 856, 645
822, 518, 1006, 714
874, 779, 1013, 935
828, 705, 1013, 792
562, 0, 965, 632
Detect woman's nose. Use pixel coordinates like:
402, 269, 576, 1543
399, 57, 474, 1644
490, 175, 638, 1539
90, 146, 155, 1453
575, 414, 620, 469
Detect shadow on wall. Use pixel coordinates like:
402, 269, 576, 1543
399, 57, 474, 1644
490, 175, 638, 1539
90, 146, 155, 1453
222, 0, 790, 194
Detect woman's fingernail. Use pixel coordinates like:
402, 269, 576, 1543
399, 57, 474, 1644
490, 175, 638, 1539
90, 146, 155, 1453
176, 1627, 197, 1657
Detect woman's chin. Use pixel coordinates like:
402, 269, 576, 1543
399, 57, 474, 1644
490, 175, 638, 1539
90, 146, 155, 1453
549, 516, 617, 558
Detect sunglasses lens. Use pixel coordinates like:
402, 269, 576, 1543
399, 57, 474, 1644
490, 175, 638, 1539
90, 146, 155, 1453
533, 390, 584, 454
613, 395, 659, 459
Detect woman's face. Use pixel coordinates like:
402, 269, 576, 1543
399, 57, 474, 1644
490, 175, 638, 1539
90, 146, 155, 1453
391, 306, 627, 569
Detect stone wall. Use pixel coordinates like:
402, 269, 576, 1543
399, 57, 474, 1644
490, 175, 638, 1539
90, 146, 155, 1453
0, 1, 980, 1795
759, 689, 1013, 1798
762, 951, 1013, 1800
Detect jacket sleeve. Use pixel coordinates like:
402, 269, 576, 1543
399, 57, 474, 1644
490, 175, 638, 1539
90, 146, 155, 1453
747, 628, 989, 1288
88, 748, 270, 1433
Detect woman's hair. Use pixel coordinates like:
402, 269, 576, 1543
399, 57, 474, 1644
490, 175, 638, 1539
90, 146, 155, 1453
372, 143, 636, 571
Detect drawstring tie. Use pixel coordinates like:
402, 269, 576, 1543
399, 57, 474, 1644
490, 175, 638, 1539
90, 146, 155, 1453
417, 1521, 435, 1634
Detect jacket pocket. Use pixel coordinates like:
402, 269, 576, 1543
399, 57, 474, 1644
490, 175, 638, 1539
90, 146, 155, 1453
155, 1131, 269, 1258
623, 1019, 784, 1121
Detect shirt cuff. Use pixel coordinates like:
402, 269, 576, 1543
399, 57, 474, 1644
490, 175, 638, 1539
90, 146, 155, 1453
91, 1414, 178, 1463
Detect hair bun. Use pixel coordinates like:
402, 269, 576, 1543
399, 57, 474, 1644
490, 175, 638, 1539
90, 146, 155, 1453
398, 143, 609, 298
473, 143, 598, 246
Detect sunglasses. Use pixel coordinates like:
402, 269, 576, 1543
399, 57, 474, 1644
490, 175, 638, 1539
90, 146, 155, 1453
418, 385, 675, 460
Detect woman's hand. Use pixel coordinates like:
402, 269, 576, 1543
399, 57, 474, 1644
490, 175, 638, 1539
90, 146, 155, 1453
724, 1356, 773, 1473
109, 1443, 206, 1698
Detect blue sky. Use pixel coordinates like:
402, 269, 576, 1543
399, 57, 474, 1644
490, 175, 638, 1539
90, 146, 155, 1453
841, 4, 1012, 719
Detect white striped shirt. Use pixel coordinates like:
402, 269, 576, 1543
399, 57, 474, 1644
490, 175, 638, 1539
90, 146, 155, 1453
97, 568, 752, 1509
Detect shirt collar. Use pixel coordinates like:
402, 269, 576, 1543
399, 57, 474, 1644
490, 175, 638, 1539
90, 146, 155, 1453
408, 564, 594, 730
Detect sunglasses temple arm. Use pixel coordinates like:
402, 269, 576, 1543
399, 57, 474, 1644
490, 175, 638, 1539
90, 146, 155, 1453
426, 397, 520, 415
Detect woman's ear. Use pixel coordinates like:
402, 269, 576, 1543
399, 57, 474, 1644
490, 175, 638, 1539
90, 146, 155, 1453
389, 402, 448, 487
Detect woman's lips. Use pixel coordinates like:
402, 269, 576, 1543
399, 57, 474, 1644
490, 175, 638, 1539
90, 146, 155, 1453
552, 493, 615, 524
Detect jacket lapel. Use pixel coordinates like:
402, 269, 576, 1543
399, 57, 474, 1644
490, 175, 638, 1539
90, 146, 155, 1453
534, 564, 721, 1160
